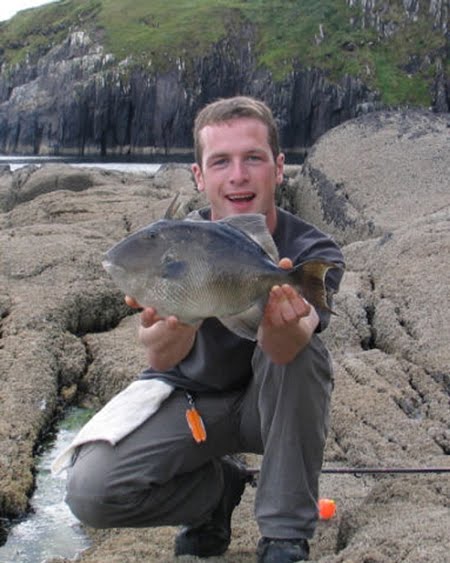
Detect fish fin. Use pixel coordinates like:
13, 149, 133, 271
219, 302, 264, 340
289, 260, 343, 313
164, 193, 181, 219
162, 259, 188, 279
184, 209, 205, 222
220, 214, 279, 263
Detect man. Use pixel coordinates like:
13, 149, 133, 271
66, 96, 344, 562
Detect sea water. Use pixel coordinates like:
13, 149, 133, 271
0, 408, 94, 563
0, 154, 163, 174
0, 151, 303, 173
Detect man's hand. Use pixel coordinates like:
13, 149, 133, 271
126, 296, 180, 330
125, 296, 200, 371
262, 258, 312, 327
257, 258, 319, 364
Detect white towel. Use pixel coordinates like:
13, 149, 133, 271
51, 379, 173, 475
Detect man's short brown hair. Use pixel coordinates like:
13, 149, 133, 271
193, 96, 281, 167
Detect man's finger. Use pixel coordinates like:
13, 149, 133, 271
125, 295, 141, 309
140, 307, 159, 328
278, 257, 293, 270
166, 315, 181, 329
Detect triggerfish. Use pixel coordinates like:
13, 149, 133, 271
102, 212, 342, 340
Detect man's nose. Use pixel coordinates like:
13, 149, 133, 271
230, 159, 249, 183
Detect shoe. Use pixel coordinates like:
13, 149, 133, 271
257, 537, 310, 562
174, 456, 251, 557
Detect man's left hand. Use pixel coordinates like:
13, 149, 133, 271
262, 258, 311, 328
257, 258, 319, 364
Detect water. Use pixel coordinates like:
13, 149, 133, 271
0, 153, 195, 173
0, 151, 303, 172
0, 154, 163, 174
0, 408, 94, 563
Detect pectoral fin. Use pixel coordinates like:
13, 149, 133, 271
219, 302, 264, 340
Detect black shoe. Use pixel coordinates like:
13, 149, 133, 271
257, 537, 310, 562
174, 456, 251, 558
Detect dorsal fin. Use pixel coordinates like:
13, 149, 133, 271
184, 209, 205, 222
219, 214, 279, 263
164, 193, 181, 219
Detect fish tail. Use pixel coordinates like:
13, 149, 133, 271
288, 260, 341, 314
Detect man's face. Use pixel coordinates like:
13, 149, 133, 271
192, 117, 284, 233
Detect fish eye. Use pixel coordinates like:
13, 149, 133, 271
161, 250, 181, 266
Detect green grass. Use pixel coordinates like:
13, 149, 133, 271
370, 19, 446, 106
241, 0, 374, 79
0, 0, 101, 66
373, 50, 430, 106
0, 0, 446, 107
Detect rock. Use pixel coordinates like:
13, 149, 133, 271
295, 110, 449, 245
0, 163, 199, 519
2, 165, 98, 211
1, 110, 449, 561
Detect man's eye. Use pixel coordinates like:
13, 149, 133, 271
212, 158, 227, 167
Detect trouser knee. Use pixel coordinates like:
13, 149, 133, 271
65, 442, 128, 528
65, 491, 108, 529
65, 440, 225, 529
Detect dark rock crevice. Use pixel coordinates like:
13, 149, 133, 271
360, 303, 376, 351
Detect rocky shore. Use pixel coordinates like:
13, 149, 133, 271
0, 109, 449, 562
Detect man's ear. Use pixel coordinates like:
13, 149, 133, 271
191, 163, 205, 192
275, 153, 285, 185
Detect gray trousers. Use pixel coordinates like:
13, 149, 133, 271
66, 335, 333, 540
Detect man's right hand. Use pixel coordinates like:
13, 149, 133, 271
125, 296, 200, 371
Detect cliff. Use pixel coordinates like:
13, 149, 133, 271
0, 27, 377, 156
0, 0, 448, 156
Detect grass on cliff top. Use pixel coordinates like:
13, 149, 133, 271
0, 0, 446, 107
97, 0, 378, 79
0, 0, 101, 67
98, 0, 235, 64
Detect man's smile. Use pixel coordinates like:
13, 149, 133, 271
226, 192, 256, 202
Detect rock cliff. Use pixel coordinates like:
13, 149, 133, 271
0, 28, 377, 156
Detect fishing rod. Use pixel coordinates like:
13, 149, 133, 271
248, 466, 450, 477
321, 466, 450, 475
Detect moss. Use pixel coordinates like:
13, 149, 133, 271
59, 406, 96, 431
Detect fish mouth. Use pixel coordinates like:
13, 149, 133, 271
102, 258, 114, 274
102, 258, 126, 276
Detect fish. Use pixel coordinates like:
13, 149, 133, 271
102, 211, 341, 340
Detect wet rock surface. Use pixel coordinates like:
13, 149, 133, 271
0, 111, 449, 562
